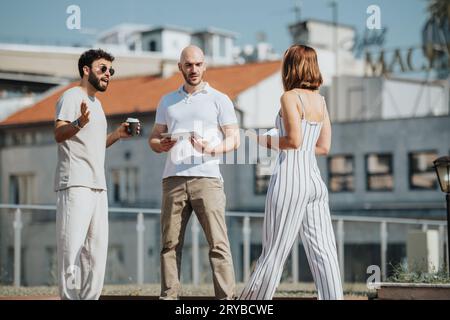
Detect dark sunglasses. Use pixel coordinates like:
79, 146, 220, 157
95, 65, 115, 76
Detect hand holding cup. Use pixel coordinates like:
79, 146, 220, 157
116, 118, 141, 139
126, 118, 141, 136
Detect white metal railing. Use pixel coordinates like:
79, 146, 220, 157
0, 204, 447, 287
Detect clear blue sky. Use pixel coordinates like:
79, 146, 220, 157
0, 0, 429, 52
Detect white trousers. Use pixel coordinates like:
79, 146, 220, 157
240, 152, 344, 300
56, 187, 108, 300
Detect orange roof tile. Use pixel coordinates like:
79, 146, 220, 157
0, 60, 281, 126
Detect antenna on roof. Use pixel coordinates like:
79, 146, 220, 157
293, 0, 302, 23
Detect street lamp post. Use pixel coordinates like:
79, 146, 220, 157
433, 156, 450, 273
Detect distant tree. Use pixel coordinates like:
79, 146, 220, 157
428, 0, 450, 22
422, 0, 450, 78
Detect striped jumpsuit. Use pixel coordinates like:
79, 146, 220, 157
240, 93, 344, 300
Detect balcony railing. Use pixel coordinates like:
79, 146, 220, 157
0, 203, 447, 287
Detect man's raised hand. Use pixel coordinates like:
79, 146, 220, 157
79, 100, 90, 128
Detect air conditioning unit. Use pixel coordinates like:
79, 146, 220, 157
407, 230, 440, 273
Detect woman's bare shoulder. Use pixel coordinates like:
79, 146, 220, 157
280, 90, 299, 101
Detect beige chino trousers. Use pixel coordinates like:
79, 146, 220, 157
160, 176, 236, 299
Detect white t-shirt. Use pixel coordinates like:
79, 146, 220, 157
155, 83, 238, 180
54, 87, 107, 191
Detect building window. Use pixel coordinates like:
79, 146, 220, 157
327, 155, 354, 192
254, 159, 274, 195
204, 37, 213, 56
192, 36, 204, 52
148, 40, 157, 52
5, 131, 38, 146
365, 153, 394, 191
11, 132, 25, 145
409, 151, 438, 190
111, 170, 120, 203
219, 36, 227, 58
9, 174, 34, 204
109, 168, 139, 204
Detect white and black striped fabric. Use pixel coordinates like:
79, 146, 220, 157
240, 93, 344, 300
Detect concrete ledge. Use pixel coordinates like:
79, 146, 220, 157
377, 283, 450, 300
0, 295, 318, 300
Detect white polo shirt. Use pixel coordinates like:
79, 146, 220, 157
54, 86, 107, 191
155, 83, 238, 180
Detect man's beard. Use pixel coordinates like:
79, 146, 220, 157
88, 72, 108, 92
182, 70, 203, 86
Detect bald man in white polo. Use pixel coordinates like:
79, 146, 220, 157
149, 46, 240, 300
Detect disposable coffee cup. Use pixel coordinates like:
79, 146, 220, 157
126, 118, 140, 136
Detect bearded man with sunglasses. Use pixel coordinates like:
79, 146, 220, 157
54, 49, 137, 300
